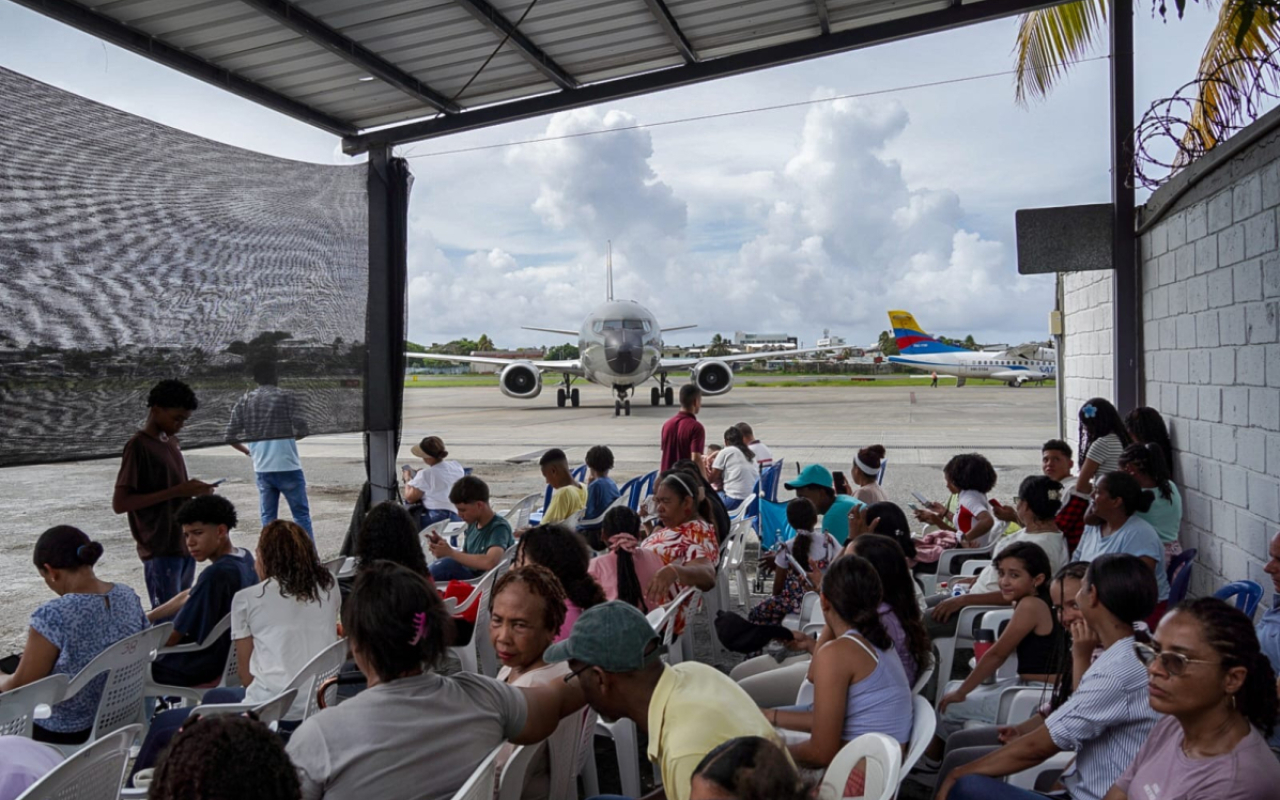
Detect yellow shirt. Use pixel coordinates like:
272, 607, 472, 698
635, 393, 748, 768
541, 484, 587, 524
646, 662, 787, 800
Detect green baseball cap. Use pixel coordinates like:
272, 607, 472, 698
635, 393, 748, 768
785, 464, 834, 491
544, 601, 665, 672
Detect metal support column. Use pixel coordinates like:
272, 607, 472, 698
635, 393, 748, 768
1110, 0, 1139, 410
365, 144, 408, 505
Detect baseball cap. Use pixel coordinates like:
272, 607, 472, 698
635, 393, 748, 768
411, 436, 447, 460
544, 601, 665, 672
784, 464, 834, 491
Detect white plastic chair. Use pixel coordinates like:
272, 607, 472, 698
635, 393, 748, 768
15, 724, 141, 800
420, 519, 451, 561
186, 687, 298, 731
499, 706, 596, 800
594, 717, 642, 799
281, 638, 348, 721
578, 494, 628, 530
910, 664, 935, 697
647, 587, 698, 663
1006, 751, 1074, 791
501, 493, 542, 531
450, 746, 503, 800
55, 624, 171, 755
901, 694, 936, 777
918, 542, 996, 596
145, 614, 238, 705
322, 556, 347, 579
819, 731, 901, 800
972, 608, 1019, 682
450, 561, 505, 676
560, 508, 585, 530
933, 604, 1006, 705
0, 674, 67, 737
783, 591, 821, 631
722, 519, 753, 610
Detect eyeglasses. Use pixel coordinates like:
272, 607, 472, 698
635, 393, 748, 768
564, 663, 594, 684
1133, 642, 1219, 677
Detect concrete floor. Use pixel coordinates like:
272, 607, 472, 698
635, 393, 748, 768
0, 382, 1057, 651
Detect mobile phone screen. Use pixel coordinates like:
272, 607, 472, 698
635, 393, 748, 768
911, 491, 931, 506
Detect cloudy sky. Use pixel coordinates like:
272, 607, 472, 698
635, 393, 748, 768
0, 2, 1224, 350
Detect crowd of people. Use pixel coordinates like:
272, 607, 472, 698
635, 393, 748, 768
1, 381, 1279, 800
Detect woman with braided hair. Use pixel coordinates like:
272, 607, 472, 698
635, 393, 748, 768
587, 506, 666, 612
1106, 596, 1280, 799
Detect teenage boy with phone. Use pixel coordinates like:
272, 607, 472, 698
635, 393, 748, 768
428, 476, 513, 581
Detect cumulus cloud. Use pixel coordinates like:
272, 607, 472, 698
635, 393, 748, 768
405, 93, 1049, 349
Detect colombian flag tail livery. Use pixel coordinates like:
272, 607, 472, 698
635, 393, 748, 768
888, 310, 969, 354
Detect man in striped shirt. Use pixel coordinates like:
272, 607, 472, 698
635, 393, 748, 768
937, 554, 1160, 800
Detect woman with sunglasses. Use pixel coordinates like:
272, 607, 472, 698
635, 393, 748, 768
1106, 597, 1280, 799
938, 554, 1161, 800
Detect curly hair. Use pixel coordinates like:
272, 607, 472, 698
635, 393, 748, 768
692, 736, 813, 800
851, 534, 932, 673
356, 502, 429, 577
175, 495, 238, 530
516, 525, 606, 612
344, 561, 451, 681
1125, 407, 1174, 474
149, 714, 299, 800
1174, 597, 1279, 738
943, 453, 997, 494
820, 554, 892, 652
255, 520, 334, 604
490, 564, 569, 638
147, 379, 198, 410
585, 445, 614, 473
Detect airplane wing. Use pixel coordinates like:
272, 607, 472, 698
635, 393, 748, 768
661, 324, 698, 333
521, 326, 580, 336
1002, 342, 1054, 359
662, 344, 849, 369
405, 352, 583, 375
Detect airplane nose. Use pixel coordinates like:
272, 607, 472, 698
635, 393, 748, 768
605, 335, 643, 375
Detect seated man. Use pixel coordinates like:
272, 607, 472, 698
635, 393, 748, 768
992, 439, 1088, 553
538, 448, 586, 525
150, 495, 258, 687
579, 445, 620, 541
783, 465, 861, 545
428, 476, 513, 582
546, 601, 786, 800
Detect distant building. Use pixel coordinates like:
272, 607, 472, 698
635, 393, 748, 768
732, 331, 798, 351
816, 328, 845, 349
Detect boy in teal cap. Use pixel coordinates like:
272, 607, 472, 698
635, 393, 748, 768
547, 601, 785, 800
783, 464, 863, 545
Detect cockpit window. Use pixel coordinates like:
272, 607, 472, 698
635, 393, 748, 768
623, 319, 645, 330
602, 320, 623, 330
592, 321, 603, 333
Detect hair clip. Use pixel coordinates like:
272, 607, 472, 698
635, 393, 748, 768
1047, 490, 1061, 501
409, 612, 428, 646
1082, 404, 1097, 419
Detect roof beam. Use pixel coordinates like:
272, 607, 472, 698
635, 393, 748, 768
814, 0, 831, 35
642, 0, 698, 64
452, 0, 579, 90
237, 0, 461, 114
8, 0, 358, 136
346, 0, 1066, 153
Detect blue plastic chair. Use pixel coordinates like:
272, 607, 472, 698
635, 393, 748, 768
1213, 580, 1264, 618
760, 462, 784, 503
1166, 548, 1198, 606
627, 470, 658, 511
531, 463, 589, 525
757, 498, 796, 552
876, 459, 887, 486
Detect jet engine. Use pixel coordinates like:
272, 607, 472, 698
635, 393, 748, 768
499, 362, 543, 399
691, 359, 734, 396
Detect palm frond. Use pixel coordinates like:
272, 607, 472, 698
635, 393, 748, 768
1187, 0, 1280, 152
1013, 0, 1110, 106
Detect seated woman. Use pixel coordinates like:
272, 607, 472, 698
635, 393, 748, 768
690, 736, 814, 800
936, 542, 1061, 736
515, 525, 606, 642
748, 498, 840, 627
637, 472, 720, 614
669, 458, 731, 545
587, 506, 666, 612
285, 561, 583, 800
849, 445, 888, 505
707, 426, 759, 511
765, 555, 912, 792
147, 715, 300, 800
489, 565, 580, 800
1075, 470, 1170, 624
0, 526, 147, 745
1107, 597, 1280, 800
341, 502, 431, 600
1119, 442, 1182, 563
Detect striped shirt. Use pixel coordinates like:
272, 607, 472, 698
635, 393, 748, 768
1045, 635, 1160, 800
1085, 433, 1125, 475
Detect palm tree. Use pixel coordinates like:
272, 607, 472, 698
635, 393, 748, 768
1014, 0, 1280, 156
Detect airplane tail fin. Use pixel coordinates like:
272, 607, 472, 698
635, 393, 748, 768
888, 310, 969, 354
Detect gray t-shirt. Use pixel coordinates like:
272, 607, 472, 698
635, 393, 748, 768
286, 671, 527, 800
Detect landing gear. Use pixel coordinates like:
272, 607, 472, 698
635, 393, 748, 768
653, 372, 674, 407
651, 387, 661, 406
665, 386, 674, 406
614, 386, 632, 417
557, 376, 579, 408
557, 388, 566, 407
570, 388, 580, 407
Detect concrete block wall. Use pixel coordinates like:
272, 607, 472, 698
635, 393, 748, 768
1137, 109, 1280, 599
1062, 270, 1115, 447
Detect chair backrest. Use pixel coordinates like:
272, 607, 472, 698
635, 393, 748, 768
997, 685, 1053, 726
876, 458, 888, 486
0, 674, 68, 737
562, 509, 585, 530
15, 724, 140, 800
819, 732, 901, 800
978, 609, 1018, 680
188, 686, 298, 731
910, 664, 935, 697
1167, 548, 1198, 605
757, 498, 796, 552
760, 461, 784, 503
473, 564, 504, 678
322, 556, 347, 579
67, 624, 171, 744
647, 587, 698, 650
450, 746, 502, 800
1213, 580, 1264, 618
631, 470, 658, 511
901, 694, 937, 775
502, 493, 542, 531
282, 638, 349, 720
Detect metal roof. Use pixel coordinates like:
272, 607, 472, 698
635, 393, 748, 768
11, 0, 1063, 153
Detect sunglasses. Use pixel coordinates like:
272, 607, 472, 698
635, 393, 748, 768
564, 662, 594, 684
1133, 642, 1219, 677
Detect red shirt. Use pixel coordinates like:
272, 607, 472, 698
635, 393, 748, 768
660, 411, 705, 471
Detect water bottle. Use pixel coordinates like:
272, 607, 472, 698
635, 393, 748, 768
973, 629, 997, 684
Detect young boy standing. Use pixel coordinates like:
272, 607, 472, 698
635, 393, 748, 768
113, 379, 216, 608
428, 476, 513, 581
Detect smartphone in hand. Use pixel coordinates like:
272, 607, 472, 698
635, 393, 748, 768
209, 478, 228, 487
911, 491, 932, 507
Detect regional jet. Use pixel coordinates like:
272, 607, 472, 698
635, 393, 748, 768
886, 310, 1056, 387
408, 273, 844, 416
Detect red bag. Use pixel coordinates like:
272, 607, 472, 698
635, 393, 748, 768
441, 580, 479, 624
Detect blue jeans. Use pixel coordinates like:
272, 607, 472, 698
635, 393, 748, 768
719, 492, 745, 510
144, 555, 195, 609
950, 775, 1057, 800
430, 557, 480, 582
257, 469, 313, 538
418, 507, 460, 531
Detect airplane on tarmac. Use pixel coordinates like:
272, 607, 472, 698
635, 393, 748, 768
407, 265, 846, 416
886, 310, 1056, 387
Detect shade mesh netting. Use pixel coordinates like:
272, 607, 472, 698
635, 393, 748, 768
0, 68, 368, 467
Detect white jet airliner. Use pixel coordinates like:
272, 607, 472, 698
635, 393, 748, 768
886, 310, 1056, 387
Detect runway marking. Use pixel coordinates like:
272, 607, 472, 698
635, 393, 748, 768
507, 448, 554, 463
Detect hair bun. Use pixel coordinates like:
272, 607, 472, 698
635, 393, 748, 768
76, 542, 105, 566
